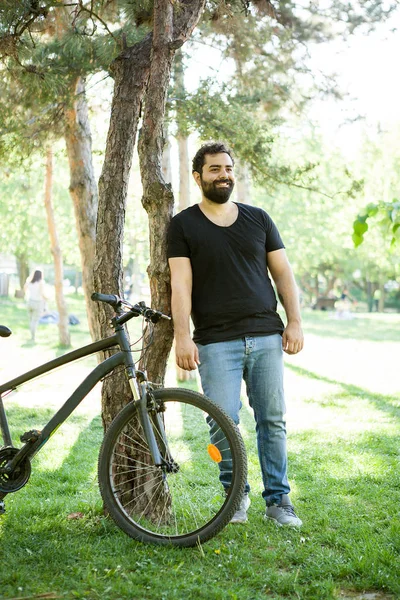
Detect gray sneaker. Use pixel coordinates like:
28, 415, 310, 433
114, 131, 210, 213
265, 494, 302, 527
230, 493, 251, 524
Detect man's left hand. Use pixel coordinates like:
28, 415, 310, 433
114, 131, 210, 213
282, 322, 304, 355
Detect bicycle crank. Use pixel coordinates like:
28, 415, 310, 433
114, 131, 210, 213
0, 447, 31, 493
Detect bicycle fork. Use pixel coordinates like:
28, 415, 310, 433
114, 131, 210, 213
126, 373, 163, 468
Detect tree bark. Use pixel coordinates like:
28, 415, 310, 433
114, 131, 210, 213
43, 148, 71, 347
93, 0, 205, 521
138, 0, 176, 385
173, 48, 194, 382
64, 76, 98, 341
93, 34, 153, 427
161, 130, 172, 183
138, 0, 205, 384
378, 277, 385, 312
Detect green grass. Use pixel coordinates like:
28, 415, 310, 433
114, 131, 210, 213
0, 300, 399, 600
299, 309, 400, 343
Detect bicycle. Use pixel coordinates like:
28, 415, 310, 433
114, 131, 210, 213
0, 293, 246, 547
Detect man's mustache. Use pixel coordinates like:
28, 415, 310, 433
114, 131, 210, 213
214, 179, 233, 186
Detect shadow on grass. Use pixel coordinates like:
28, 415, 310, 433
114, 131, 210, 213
1, 391, 400, 599
2, 404, 99, 444
1, 403, 103, 509
286, 363, 400, 421
1, 408, 103, 520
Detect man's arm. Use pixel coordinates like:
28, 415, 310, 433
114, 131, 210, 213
168, 257, 200, 371
267, 248, 304, 355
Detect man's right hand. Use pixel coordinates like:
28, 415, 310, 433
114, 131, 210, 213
175, 336, 200, 371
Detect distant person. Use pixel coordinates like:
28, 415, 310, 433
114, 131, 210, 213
340, 289, 351, 302
25, 270, 47, 342
335, 288, 354, 320
373, 289, 381, 312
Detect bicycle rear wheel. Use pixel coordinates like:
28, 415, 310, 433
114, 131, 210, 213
98, 388, 247, 546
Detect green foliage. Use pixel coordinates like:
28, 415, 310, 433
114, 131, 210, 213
176, 81, 319, 190
351, 125, 400, 249
0, 1, 146, 161
253, 131, 361, 278
353, 199, 400, 247
0, 149, 80, 267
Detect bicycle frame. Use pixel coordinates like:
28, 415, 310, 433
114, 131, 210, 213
0, 329, 143, 474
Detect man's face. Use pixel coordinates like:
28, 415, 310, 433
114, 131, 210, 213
195, 152, 235, 204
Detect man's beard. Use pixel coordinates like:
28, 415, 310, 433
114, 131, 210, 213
200, 177, 234, 204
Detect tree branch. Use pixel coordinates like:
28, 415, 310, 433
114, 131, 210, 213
172, 0, 206, 47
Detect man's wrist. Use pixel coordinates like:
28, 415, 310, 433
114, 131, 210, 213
286, 318, 302, 325
175, 332, 192, 342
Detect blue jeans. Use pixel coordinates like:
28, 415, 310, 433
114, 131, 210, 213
197, 335, 290, 505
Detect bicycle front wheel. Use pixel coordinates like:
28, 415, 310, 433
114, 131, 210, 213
98, 388, 247, 546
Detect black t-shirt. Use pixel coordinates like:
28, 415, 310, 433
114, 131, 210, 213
167, 202, 285, 345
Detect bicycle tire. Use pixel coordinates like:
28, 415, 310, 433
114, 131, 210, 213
98, 388, 247, 546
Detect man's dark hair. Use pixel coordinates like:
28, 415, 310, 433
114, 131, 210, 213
192, 142, 235, 175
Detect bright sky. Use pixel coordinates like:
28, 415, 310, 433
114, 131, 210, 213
306, 11, 400, 156
185, 9, 400, 159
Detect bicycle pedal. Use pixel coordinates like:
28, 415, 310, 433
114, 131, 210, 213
20, 429, 41, 443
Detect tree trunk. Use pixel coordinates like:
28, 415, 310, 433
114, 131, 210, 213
235, 160, 251, 204
174, 48, 191, 213
174, 132, 194, 382
93, 33, 153, 428
173, 50, 193, 382
15, 253, 29, 294
366, 280, 374, 313
138, 0, 204, 383
378, 277, 385, 312
137, 0, 206, 382
313, 275, 319, 304
64, 76, 98, 341
135, 0, 204, 518
178, 135, 191, 211
161, 131, 172, 183
43, 148, 71, 347
138, 0, 176, 385
93, 0, 205, 521
326, 276, 337, 296
232, 50, 251, 205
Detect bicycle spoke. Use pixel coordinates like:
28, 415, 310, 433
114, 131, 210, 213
98, 389, 246, 545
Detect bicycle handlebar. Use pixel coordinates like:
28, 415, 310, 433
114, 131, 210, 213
91, 292, 119, 306
91, 293, 171, 324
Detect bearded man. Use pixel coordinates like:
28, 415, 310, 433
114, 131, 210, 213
167, 141, 304, 526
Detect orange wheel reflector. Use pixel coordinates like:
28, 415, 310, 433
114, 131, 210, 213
207, 444, 222, 463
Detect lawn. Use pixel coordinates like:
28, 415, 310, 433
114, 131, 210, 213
0, 296, 399, 600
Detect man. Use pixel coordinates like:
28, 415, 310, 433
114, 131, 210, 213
167, 141, 304, 526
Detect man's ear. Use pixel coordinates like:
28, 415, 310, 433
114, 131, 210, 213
192, 171, 201, 188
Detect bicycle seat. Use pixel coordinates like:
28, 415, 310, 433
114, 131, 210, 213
0, 326, 12, 337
